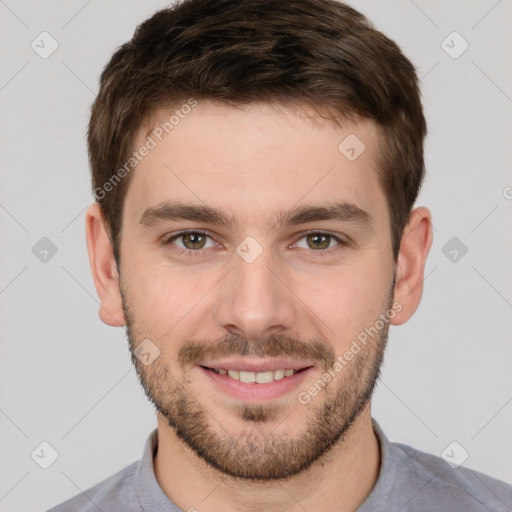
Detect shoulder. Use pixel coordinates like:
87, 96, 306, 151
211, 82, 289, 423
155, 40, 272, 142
47, 461, 140, 512
391, 441, 512, 511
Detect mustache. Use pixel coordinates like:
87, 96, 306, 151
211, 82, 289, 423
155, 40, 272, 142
178, 333, 335, 371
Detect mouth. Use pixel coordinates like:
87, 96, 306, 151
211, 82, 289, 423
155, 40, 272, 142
197, 362, 315, 402
201, 366, 306, 383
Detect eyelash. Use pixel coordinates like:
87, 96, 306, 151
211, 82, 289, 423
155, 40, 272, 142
163, 230, 347, 258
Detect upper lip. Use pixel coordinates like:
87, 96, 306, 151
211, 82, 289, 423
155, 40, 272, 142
198, 358, 315, 373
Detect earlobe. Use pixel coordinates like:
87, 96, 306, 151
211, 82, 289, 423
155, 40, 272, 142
390, 206, 433, 326
85, 203, 126, 327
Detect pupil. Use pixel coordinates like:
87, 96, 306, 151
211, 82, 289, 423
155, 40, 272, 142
309, 234, 328, 249
186, 233, 204, 248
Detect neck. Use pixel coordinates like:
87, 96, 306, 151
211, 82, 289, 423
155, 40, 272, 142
153, 404, 381, 512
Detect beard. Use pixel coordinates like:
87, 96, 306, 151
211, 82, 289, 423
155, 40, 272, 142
121, 277, 394, 482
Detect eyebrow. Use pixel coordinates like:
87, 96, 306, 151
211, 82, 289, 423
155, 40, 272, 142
139, 200, 374, 232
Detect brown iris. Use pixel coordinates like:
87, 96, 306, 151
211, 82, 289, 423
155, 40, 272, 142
306, 233, 331, 250
182, 232, 207, 250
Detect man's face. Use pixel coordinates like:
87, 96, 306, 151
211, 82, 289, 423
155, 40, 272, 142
118, 101, 397, 480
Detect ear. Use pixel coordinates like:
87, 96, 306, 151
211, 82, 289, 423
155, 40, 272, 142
390, 206, 433, 326
85, 203, 126, 327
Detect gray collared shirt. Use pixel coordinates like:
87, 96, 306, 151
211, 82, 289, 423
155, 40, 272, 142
48, 420, 512, 511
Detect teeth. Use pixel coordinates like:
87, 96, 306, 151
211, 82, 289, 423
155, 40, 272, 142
211, 368, 300, 382
255, 371, 274, 384
239, 371, 256, 383
273, 369, 285, 380
227, 369, 239, 380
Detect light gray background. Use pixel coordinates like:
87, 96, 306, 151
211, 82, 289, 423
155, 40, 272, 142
1, 1, 511, 511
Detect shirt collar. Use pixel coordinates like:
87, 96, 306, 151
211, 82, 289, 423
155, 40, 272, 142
136, 428, 179, 511
357, 419, 397, 511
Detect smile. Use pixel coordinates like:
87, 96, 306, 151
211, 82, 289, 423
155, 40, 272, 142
198, 364, 314, 401
204, 367, 303, 383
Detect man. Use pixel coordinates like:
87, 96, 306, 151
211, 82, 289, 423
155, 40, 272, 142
49, 0, 512, 510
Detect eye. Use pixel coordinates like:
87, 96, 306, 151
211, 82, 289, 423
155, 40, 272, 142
164, 230, 216, 253
294, 231, 344, 253
163, 229, 346, 258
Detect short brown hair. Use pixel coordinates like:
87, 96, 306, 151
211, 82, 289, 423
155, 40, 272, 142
88, 0, 426, 265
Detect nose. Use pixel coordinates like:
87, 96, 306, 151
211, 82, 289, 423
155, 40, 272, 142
213, 242, 297, 342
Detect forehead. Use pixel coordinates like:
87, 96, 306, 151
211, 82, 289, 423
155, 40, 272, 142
124, 100, 387, 230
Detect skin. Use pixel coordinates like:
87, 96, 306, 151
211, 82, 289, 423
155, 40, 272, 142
86, 100, 432, 512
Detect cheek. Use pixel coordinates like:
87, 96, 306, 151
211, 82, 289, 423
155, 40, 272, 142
138, 272, 199, 322
312, 278, 371, 321
121, 246, 197, 326
301, 264, 390, 344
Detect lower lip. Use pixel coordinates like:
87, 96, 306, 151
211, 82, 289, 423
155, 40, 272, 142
198, 366, 314, 402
